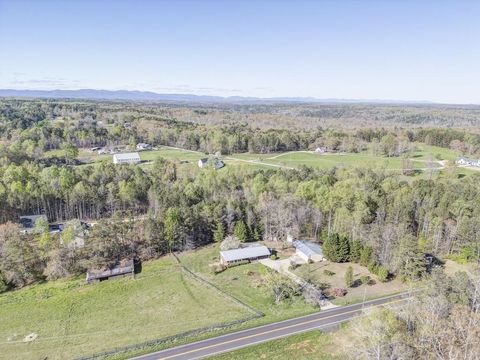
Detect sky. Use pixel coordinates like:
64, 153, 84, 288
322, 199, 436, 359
1, 0, 479, 103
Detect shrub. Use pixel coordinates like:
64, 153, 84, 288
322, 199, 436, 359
323, 269, 335, 276
270, 254, 278, 260
208, 262, 226, 274
376, 266, 389, 282
333, 288, 348, 297
368, 260, 378, 274
360, 246, 373, 266
360, 275, 370, 285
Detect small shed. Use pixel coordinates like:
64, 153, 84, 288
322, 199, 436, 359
220, 245, 271, 266
198, 158, 208, 168
214, 159, 225, 170
113, 152, 141, 165
293, 240, 324, 263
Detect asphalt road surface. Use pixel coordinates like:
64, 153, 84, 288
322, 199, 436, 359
131, 292, 410, 360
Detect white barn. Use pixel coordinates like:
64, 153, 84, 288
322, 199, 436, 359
113, 152, 141, 165
220, 246, 271, 266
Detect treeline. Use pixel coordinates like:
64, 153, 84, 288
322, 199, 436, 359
1, 158, 479, 291
2, 100, 480, 167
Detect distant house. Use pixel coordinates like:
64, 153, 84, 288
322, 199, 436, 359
19, 214, 47, 234
220, 245, 271, 266
293, 240, 324, 263
90, 147, 101, 152
214, 159, 225, 170
86, 259, 136, 283
198, 158, 208, 168
113, 152, 141, 165
315, 147, 326, 153
198, 158, 225, 170
136, 143, 153, 151
60, 220, 90, 250
456, 157, 480, 167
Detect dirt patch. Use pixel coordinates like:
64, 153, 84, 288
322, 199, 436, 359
443, 259, 476, 276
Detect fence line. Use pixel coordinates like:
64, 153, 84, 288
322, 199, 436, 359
76, 253, 264, 360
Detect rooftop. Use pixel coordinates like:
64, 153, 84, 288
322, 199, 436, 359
113, 152, 140, 160
220, 245, 270, 262
293, 240, 323, 257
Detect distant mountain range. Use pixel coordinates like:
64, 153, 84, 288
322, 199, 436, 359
0, 88, 434, 104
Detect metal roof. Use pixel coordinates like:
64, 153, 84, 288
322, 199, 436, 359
113, 152, 140, 160
293, 240, 323, 257
220, 245, 270, 262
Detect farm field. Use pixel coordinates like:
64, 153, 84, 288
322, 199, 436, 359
209, 330, 342, 360
0, 256, 251, 360
43, 144, 477, 178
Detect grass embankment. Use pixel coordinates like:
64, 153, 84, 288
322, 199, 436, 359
0, 256, 251, 360
208, 330, 343, 360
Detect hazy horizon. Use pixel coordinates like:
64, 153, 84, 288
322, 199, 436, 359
1, 0, 479, 104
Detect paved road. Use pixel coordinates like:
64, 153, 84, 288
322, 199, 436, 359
131, 292, 410, 360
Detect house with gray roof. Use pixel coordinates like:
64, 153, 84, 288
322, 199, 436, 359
220, 245, 271, 266
113, 152, 141, 165
293, 240, 324, 263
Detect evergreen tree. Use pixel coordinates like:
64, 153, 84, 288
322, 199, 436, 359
323, 233, 350, 262
350, 239, 363, 262
396, 234, 427, 281
233, 220, 248, 242
345, 265, 354, 287
213, 221, 225, 243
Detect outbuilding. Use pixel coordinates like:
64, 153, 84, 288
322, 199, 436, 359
113, 152, 141, 165
220, 245, 271, 266
293, 240, 324, 263
86, 259, 136, 283
19, 214, 47, 234
198, 158, 208, 168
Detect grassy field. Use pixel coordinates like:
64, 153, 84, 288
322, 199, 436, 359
209, 330, 343, 360
44, 144, 478, 179
0, 256, 252, 360
178, 245, 319, 322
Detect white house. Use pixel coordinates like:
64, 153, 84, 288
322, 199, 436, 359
315, 147, 326, 153
198, 158, 208, 168
293, 240, 324, 263
456, 157, 480, 167
136, 143, 153, 151
113, 152, 141, 165
220, 245, 271, 266
198, 158, 225, 170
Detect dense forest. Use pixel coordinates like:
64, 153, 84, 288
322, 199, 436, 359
1, 99, 480, 292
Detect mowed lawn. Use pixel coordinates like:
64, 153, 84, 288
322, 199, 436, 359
209, 330, 343, 360
264, 152, 406, 170
0, 256, 251, 360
